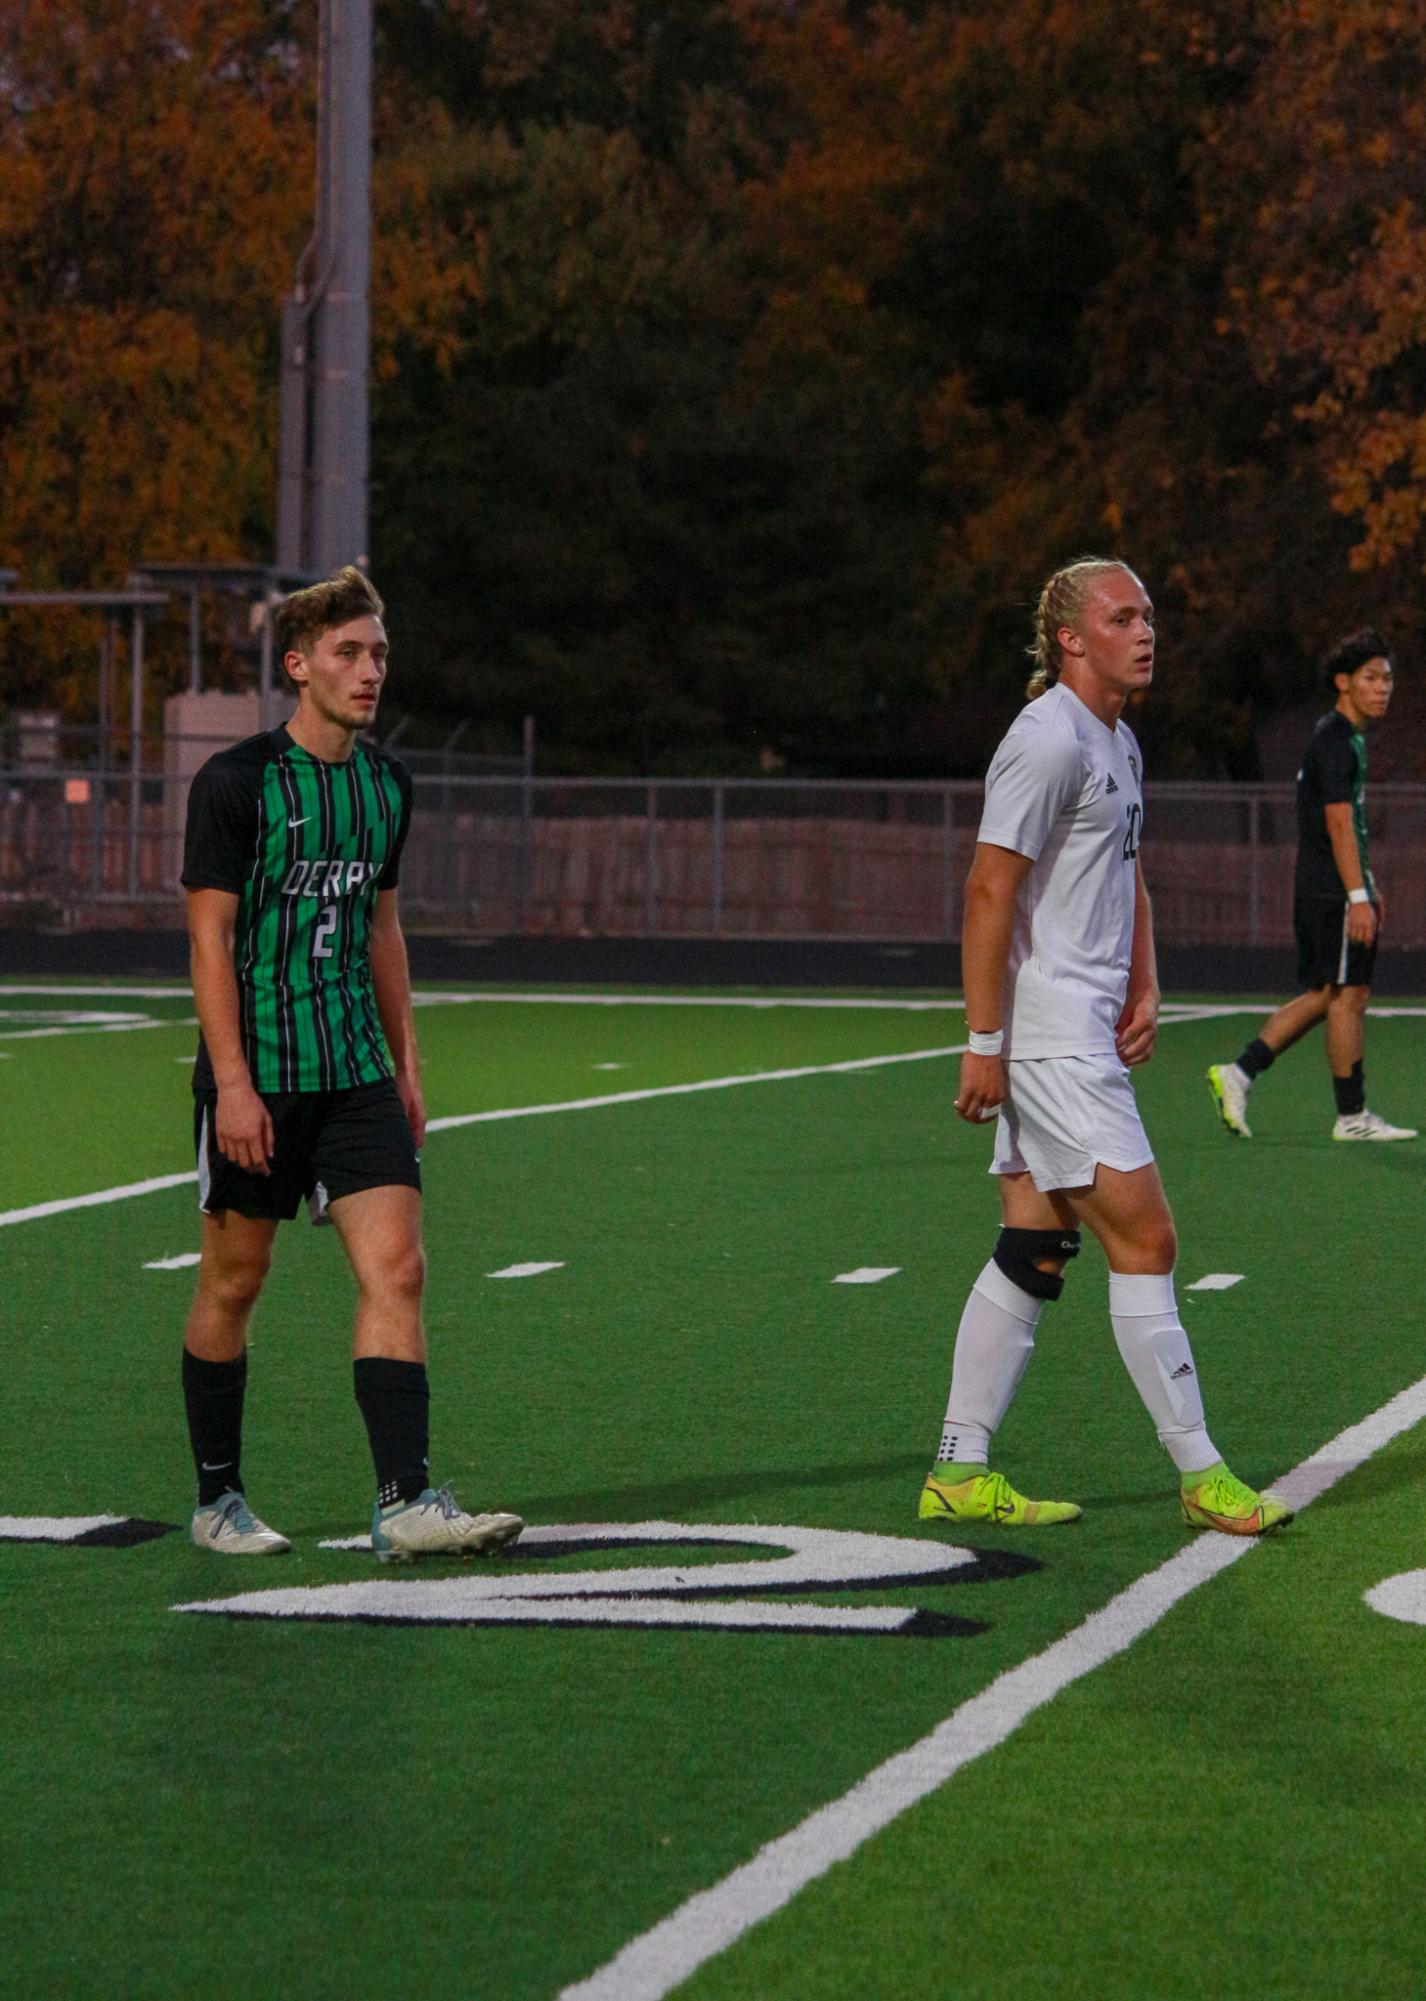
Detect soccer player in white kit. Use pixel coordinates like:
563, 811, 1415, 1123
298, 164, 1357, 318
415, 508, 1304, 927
921, 558, 1291, 1535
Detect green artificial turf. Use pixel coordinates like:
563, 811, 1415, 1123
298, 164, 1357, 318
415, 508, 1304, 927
2, 987, 1423, 1999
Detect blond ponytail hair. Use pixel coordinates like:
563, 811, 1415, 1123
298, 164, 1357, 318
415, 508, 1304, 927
1025, 556, 1129, 699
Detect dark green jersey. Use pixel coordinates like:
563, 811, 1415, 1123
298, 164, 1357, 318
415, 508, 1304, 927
182, 726, 412, 1093
1295, 710, 1373, 901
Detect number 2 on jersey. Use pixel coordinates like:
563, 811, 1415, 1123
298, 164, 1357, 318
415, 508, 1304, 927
312, 904, 338, 959
1122, 802, 1142, 861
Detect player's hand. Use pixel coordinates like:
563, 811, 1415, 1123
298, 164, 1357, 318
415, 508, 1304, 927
215, 1081, 274, 1175
1347, 898, 1378, 945
1116, 990, 1159, 1067
955, 1051, 1005, 1124
395, 1066, 427, 1149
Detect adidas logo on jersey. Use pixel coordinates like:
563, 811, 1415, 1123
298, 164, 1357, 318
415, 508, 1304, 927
1105, 774, 1119, 794
280, 857, 379, 898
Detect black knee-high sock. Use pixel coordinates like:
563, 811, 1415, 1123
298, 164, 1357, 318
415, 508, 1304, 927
354, 1358, 430, 1508
1333, 1061, 1365, 1116
1236, 1037, 1276, 1079
183, 1349, 247, 1506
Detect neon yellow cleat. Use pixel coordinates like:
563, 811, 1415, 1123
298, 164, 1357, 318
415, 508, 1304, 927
1180, 1467, 1292, 1536
919, 1467, 1082, 1527
1207, 1063, 1253, 1139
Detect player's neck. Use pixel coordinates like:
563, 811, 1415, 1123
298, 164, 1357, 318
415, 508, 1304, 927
1334, 695, 1369, 731
1057, 667, 1126, 730
286, 704, 358, 764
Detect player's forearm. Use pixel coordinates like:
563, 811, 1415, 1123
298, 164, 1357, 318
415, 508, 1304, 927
189, 929, 252, 1090
1324, 805, 1366, 896
371, 921, 420, 1075
1127, 864, 1159, 1002
960, 873, 1016, 1032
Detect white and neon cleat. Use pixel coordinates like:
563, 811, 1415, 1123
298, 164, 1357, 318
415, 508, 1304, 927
191, 1490, 291, 1556
370, 1483, 523, 1561
1206, 1063, 1253, 1139
1331, 1109, 1418, 1142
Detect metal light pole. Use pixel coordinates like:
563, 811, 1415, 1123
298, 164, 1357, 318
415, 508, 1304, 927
276, 0, 372, 577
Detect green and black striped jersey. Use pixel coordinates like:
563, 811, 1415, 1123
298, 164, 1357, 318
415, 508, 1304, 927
182, 726, 412, 1093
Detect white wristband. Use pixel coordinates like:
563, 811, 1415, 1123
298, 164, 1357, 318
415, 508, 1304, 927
1347, 888, 1370, 906
968, 1029, 1004, 1056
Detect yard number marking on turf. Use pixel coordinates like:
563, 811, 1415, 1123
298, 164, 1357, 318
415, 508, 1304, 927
556, 1371, 1426, 2001
487, 1261, 566, 1279
0, 1515, 172, 1547
1364, 1571, 1426, 1626
1186, 1273, 1245, 1292
833, 1267, 901, 1285
144, 1253, 201, 1271
173, 1522, 1000, 1638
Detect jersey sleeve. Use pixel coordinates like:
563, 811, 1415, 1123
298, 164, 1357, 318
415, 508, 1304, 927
181, 756, 258, 894
1310, 727, 1357, 805
977, 715, 1086, 860
377, 758, 413, 890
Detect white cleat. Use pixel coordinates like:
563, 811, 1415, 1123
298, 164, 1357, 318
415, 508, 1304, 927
1332, 1109, 1418, 1142
1207, 1063, 1253, 1139
191, 1490, 291, 1555
370, 1483, 524, 1561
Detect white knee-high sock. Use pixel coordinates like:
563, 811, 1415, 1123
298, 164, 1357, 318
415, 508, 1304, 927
938, 1260, 1043, 1465
1108, 1271, 1218, 1476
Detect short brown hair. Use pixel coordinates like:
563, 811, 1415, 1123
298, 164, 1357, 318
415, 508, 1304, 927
275, 565, 384, 662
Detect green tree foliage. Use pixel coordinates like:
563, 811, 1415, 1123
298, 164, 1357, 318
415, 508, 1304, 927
9, 0, 1426, 772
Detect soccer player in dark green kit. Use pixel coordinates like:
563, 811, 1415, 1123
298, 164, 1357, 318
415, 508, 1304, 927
180, 566, 523, 1557
1208, 628, 1416, 1143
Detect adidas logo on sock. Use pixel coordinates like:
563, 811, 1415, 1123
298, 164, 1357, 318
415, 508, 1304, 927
1170, 1362, 1194, 1379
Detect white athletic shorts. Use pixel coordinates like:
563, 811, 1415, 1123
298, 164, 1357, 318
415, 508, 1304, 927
990, 1054, 1154, 1192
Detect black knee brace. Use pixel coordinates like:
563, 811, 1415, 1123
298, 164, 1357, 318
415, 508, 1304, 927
993, 1227, 1082, 1302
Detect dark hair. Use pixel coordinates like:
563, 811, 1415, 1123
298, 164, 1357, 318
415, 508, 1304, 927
1321, 626, 1393, 690
275, 565, 384, 665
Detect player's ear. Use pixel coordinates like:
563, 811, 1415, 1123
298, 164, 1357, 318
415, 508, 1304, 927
284, 649, 309, 686
1057, 624, 1084, 658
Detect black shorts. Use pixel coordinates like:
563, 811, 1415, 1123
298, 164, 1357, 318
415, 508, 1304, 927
194, 1079, 421, 1222
1294, 894, 1378, 990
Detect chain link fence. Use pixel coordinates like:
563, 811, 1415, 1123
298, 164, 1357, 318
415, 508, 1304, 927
4, 748, 1425, 947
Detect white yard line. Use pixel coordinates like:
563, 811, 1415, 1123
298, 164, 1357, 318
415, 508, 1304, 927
1186, 1273, 1245, 1292
424, 1045, 965, 1139
0, 1044, 967, 1230
832, 1268, 901, 1285
560, 1373, 1426, 2001
487, 1261, 565, 1279
0, 1171, 200, 1230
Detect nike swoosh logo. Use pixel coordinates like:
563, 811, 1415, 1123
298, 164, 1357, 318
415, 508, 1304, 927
288, 817, 309, 829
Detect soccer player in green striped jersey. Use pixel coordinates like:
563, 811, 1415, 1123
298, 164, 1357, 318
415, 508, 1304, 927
179, 566, 523, 1560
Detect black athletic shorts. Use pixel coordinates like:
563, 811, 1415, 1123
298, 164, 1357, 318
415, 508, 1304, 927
194, 1078, 421, 1222
1294, 893, 1378, 990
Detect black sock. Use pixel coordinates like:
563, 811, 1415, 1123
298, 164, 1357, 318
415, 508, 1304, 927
354, 1358, 431, 1508
1333, 1062, 1365, 1117
183, 1349, 247, 1507
1237, 1037, 1276, 1080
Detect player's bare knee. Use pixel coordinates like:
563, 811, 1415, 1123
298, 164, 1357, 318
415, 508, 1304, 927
203, 1257, 269, 1318
1139, 1221, 1177, 1270
993, 1226, 1082, 1302
371, 1242, 426, 1306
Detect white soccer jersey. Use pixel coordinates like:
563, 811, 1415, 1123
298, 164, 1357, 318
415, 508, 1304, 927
976, 681, 1144, 1058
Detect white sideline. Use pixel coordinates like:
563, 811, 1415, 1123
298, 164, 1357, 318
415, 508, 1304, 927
560, 1373, 1426, 2001
1, 980, 1421, 1017
0, 1044, 966, 1230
